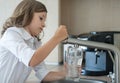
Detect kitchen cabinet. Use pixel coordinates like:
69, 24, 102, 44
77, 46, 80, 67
61, 0, 120, 35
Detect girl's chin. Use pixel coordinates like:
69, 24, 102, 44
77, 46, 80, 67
33, 30, 42, 36
35, 32, 41, 36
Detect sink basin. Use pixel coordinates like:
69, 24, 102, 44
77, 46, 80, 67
46, 78, 107, 83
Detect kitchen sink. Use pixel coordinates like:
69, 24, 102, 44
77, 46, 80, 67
45, 78, 107, 83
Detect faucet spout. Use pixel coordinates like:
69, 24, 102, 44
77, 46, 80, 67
64, 38, 120, 83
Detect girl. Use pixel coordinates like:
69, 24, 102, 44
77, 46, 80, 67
0, 0, 68, 83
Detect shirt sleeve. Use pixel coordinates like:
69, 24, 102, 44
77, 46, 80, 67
33, 62, 50, 82
0, 29, 35, 67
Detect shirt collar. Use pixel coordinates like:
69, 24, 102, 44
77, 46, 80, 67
8, 27, 33, 40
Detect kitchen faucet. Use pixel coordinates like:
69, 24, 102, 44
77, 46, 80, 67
64, 38, 120, 83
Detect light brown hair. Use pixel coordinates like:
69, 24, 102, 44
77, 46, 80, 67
2, 0, 47, 40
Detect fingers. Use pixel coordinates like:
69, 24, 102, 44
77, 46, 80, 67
53, 25, 68, 42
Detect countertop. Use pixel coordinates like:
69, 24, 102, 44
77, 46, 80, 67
26, 65, 112, 83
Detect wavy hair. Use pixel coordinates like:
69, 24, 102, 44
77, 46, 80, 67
2, 0, 47, 40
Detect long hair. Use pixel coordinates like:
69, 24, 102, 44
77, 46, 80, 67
2, 0, 47, 40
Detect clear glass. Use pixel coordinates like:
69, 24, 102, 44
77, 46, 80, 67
65, 45, 83, 81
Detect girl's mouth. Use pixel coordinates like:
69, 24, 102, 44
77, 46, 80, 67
39, 28, 43, 32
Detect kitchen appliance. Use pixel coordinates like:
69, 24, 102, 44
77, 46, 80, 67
77, 31, 120, 76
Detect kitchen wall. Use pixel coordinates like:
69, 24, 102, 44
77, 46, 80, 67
40, 0, 62, 65
0, 0, 22, 35
61, 0, 120, 35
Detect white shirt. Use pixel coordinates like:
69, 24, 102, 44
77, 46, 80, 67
0, 27, 49, 83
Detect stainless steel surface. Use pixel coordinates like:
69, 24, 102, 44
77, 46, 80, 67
48, 79, 107, 83
64, 38, 120, 83
78, 79, 107, 83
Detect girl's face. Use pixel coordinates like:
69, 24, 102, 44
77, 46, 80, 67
26, 12, 47, 36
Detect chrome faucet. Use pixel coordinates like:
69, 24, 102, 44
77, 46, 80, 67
64, 38, 120, 83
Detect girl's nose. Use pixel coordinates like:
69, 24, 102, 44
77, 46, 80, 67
42, 23, 46, 28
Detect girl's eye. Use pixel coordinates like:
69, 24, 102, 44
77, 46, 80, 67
39, 17, 43, 21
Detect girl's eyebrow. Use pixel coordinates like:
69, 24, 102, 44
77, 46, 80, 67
39, 15, 45, 18
42, 14, 46, 17
42, 15, 45, 17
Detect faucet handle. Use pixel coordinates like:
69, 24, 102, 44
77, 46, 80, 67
107, 72, 115, 83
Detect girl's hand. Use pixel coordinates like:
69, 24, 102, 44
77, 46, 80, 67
63, 62, 82, 76
53, 25, 68, 42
